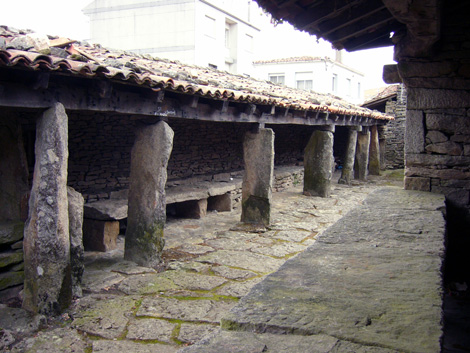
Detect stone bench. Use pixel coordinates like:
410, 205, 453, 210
83, 177, 243, 251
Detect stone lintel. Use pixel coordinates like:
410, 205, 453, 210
241, 128, 274, 226
383, 64, 402, 84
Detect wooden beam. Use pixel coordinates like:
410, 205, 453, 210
0, 80, 382, 127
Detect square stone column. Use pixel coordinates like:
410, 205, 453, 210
354, 128, 371, 181
241, 128, 274, 226
124, 121, 174, 268
23, 103, 71, 315
338, 127, 359, 185
369, 125, 381, 175
303, 127, 335, 197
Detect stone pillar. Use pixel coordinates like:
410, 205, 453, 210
354, 127, 371, 181
338, 127, 358, 185
241, 128, 274, 226
369, 125, 381, 175
23, 103, 71, 315
303, 127, 334, 197
124, 121, 174, 268
67, 186, 84, 298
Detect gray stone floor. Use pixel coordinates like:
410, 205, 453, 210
0, 171, 404, 352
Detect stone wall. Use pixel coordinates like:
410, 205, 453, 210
383, 85, 407, 169
67, 115, 325, 202
401, 2, 470, 196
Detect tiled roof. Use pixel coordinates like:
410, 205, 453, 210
363, 85, 398, 105
253, 56, 327, 64
0, 26, 391, 120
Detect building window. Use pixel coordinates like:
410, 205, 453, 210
332, 73, 338, 93
204, 15, 216, 39
357, 82, 361, 98
296, 72, 313, 90
269, 74, 285, 85
346, 78, 352, 96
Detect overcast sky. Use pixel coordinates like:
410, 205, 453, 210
1, 0, 395, 90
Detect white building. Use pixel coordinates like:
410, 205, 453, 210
253, 53, 365, 104
83, 0, 262, 75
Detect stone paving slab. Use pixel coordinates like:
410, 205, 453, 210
92, 339, 177, 353
217, 188, 445, 353
137, 297, 236, 323
196, 250, 284, 273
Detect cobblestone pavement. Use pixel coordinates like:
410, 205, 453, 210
1, 172, 403, 353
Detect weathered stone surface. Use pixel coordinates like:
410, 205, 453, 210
211, 266, 257, 280
67, 186, 84, 298
84, 199, 128, 220
0, 251, 23, 268
250, 242, 306, 258
405, 110, 425, 154
22, 102, 71, 315
164, 271, 227, 291
426, 130, 448, 143
338, 128, 357, 185
197, 250, 283, 273
125, 121, 174, 267
241, 128, 274, 226
304, 130, 334, 197
216, 277, 264, 298
83, 219, 119, 252
404, 176, 431, 191
0, 121, 29, 222
368, 125, 380, 175
354, 129, 370, 181
116, 273, 179, 295
0, 305, 45, 336
425, 141, 462, 155
426, 113, 470, 135
81, 271, 125, 294
10, 328, 90, 353
222, 188, 444, 353
137, 297, 236, 323
0, 271, 24, 291
0, 222, 24, 246
7, 33, 50, 54
178, 324, 218, 344
178, 331, 339, 353
270, 229, 313, 242
71, 294, 137, 339
126, 318, 176, 342
92, 339, 177, 353
407, 87, 470, 109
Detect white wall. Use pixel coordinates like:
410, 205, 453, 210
253, 59, 364, 104
84, 0, 196, 61
84, 0, 261, 74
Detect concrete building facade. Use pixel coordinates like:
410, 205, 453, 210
253, 54, 365, 104
83, 0, 262, 75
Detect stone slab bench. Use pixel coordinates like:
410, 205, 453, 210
83, 177, 242, 251
179, 187, 445, 353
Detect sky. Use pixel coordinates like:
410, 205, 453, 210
0, 0, 395, 91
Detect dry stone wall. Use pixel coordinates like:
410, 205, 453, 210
383, 85, 407, 169
401, 3, 470, 196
